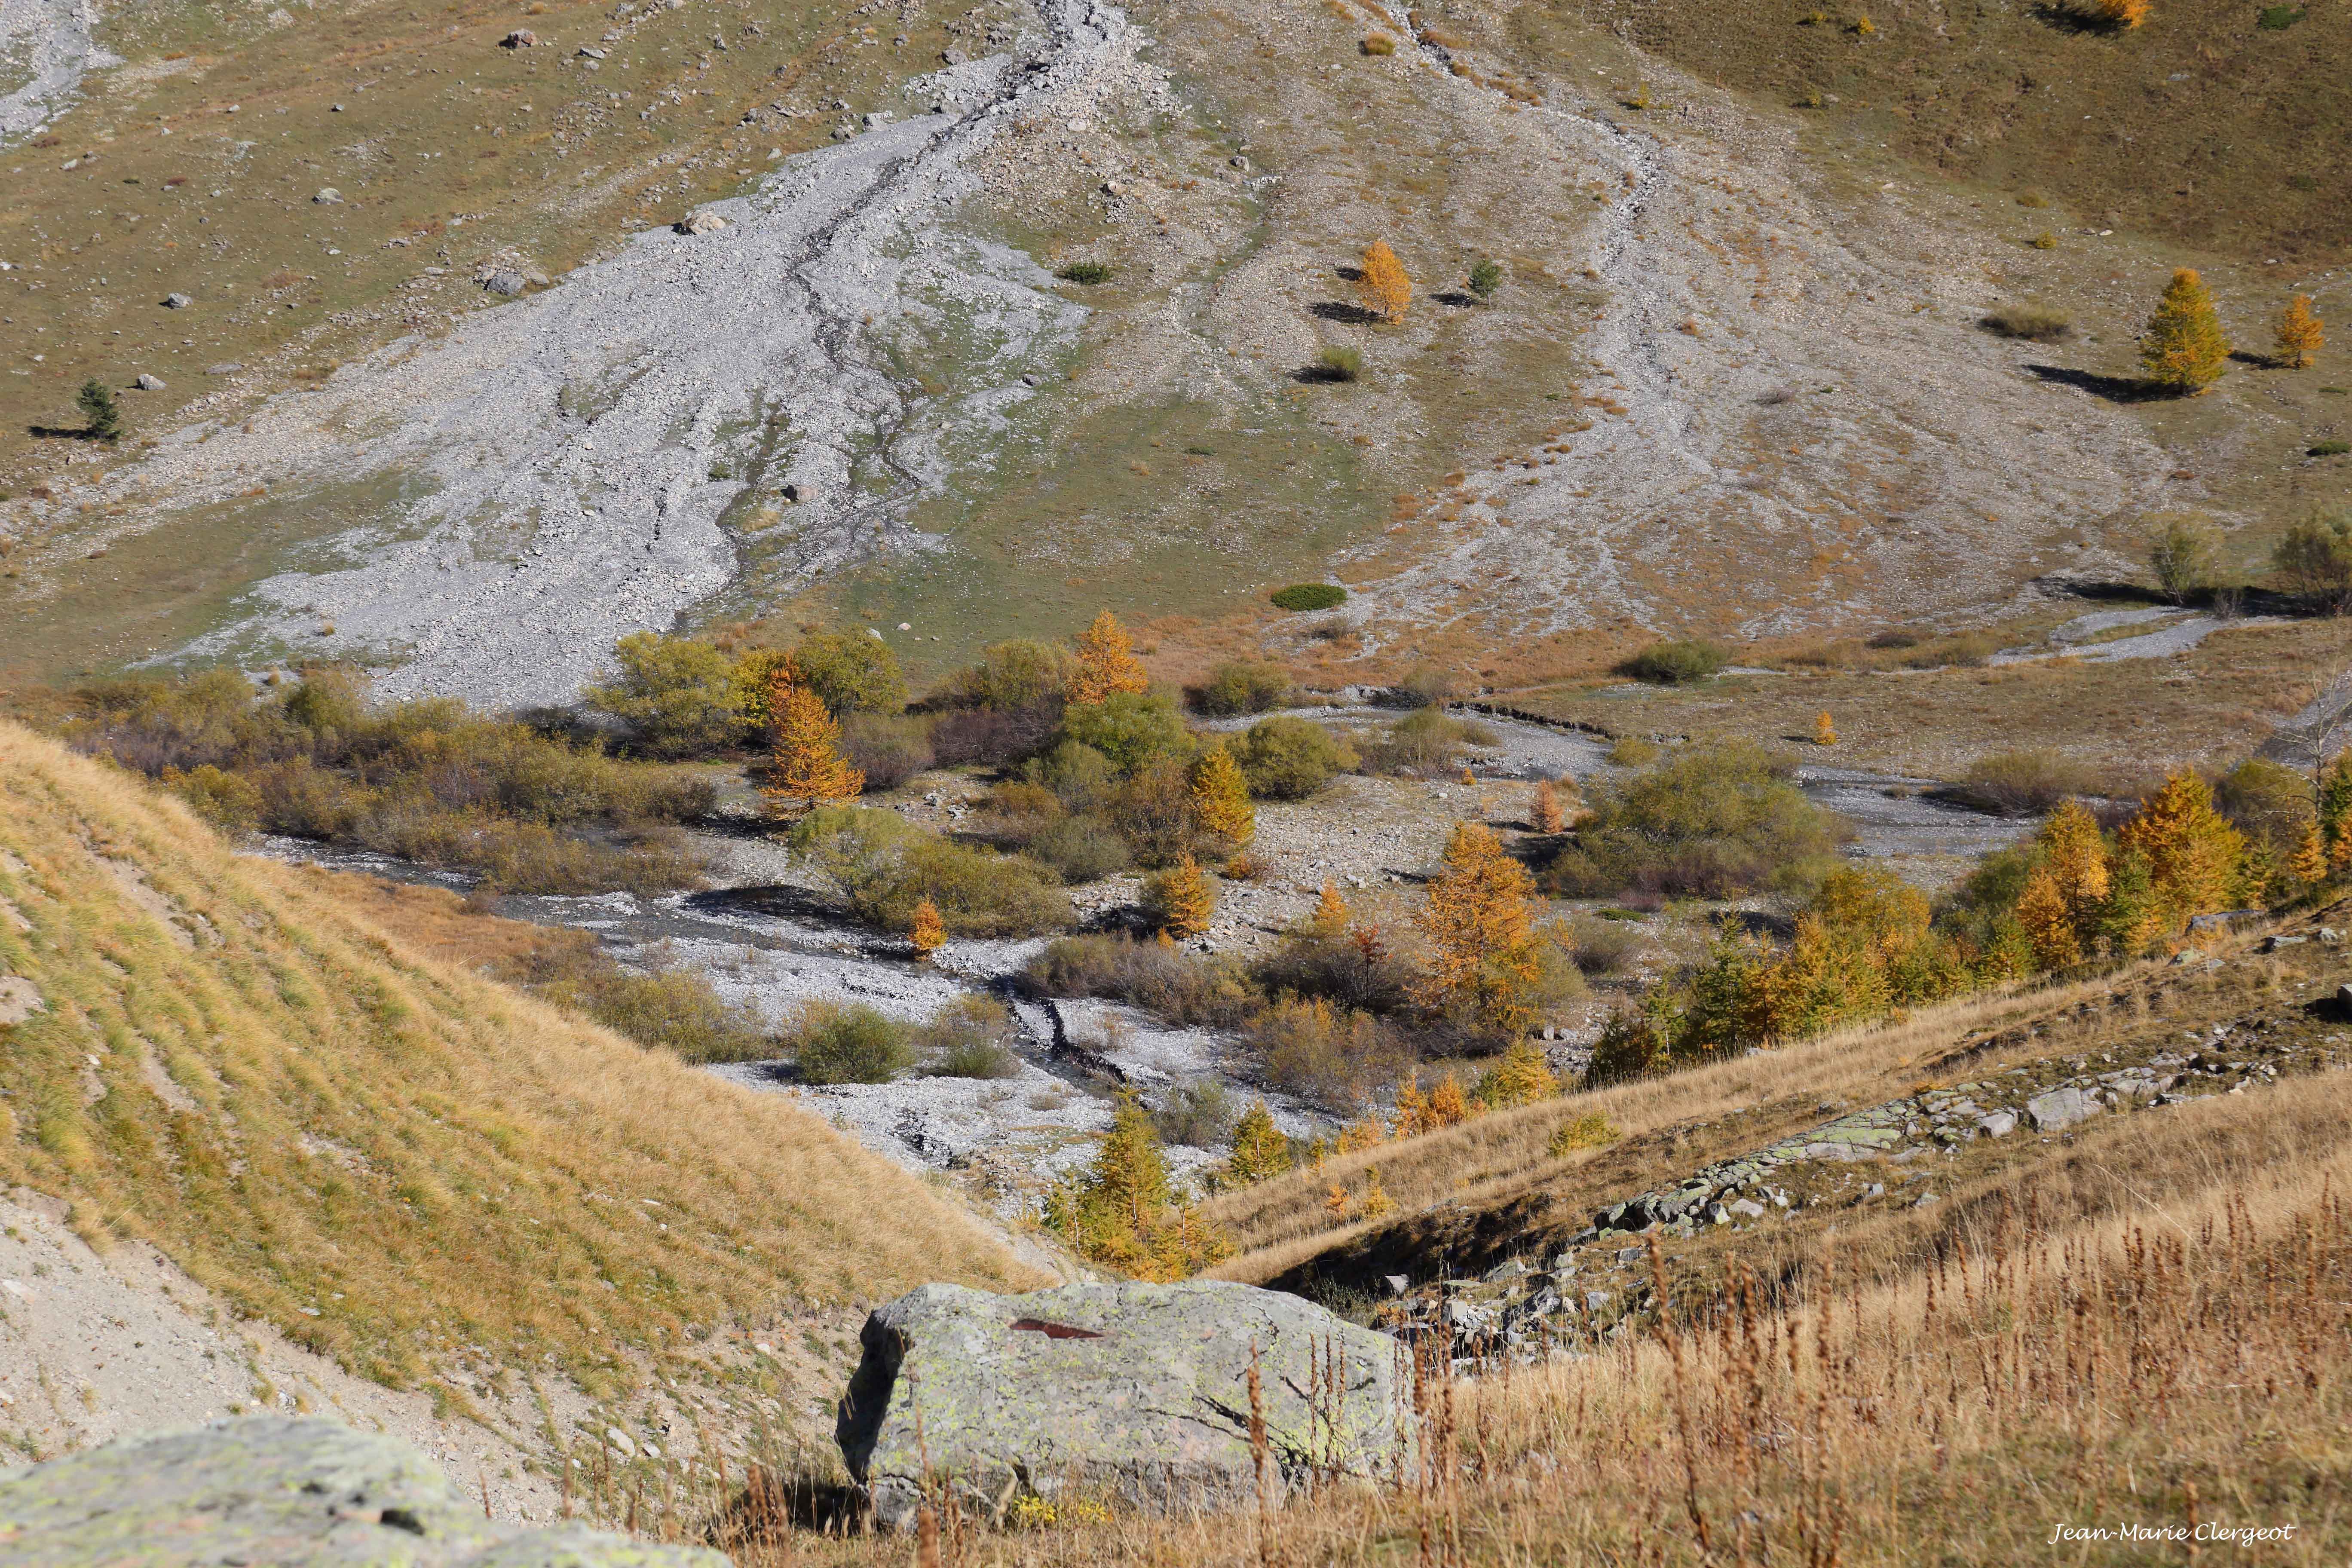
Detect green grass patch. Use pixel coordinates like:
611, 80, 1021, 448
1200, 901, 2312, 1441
1270, 583, 1349, 611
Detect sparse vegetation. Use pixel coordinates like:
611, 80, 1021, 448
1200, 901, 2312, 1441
1359, 33, 1395, 55
1544, 742, 1850, 900
2147, 511, 2222, 602
1231, 715, 1357, 799
786, 1001, 916, 1084
1950, 749, 2110, 815
1310, 346, 1362, 383
1055, 261, 1114, 285
31, 667, 709, 895
916, 995, 1021, 1079
1621, 638, 1727, 684
1190, 659, 1291, 716
790, 806, 1071, 935
1979, 301, 2071, 341
2273, 508, 2352, 609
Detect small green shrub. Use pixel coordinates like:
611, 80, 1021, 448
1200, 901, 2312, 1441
1608, 735, 1661, 767
790, 806, 1071, 934
1270, 582, 1349, 611
1467, 259, 1503, 300
2027, 231, 2058, 251
495, 938, 772, 1064
1560, 914, 1642, 976
1544, 742, 1849, 900
1622, 638, 1726, 684
838, 712, 934, 791
790, 1002, 915, 1084
1192, 660, 1291, 717
1396, 666, 1458, 708
2146, 513, 2221, 603
787, 631, 908, 716
1029, 740, 1119, 814
1232, 716, 1356, 799
1311, 347, 1362, 383
1359, 707, 1496, 776
584, 632, 745, 757
1152, 1080, 1237, 1147
2312, 441, 2351, 458
1028, 813, 1133, 882
1059, 692, 1191, 775
950, 639, 1077, 711
1028, 934, 1259, 1028
1057, 261, 1115, 285
2257, 4, 2304, 27
918, 995, 1021, 1079
1981, 303, 2072, 342
1951, 751, 2106, 816
1250, 998, 1406, 1113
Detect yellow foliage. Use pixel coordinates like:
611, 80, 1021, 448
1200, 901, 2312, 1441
2140, 268, 2229, 393
1427, 1072, 1471, 1128
2015, 867, 2081, 971
1359, 1167, 1395, 1220
1530, 779, 1565, 835
1145, 853, 1215, 937
1311, 880, 1351, 937
2292, 819, 2329, 885
2039, 799, 2112, 911
1189, 744, 1256, 849
762, 669, 863, 821
1412, 821, 1544, 1039
1813, 710, 1838, 747
1068, 609, 1150, 704
1336, 1114, 1387, 1154
1357, 239, 1413, 324
909, 897, 946, 959
1474, 1039, 1561, 1110
2274, 294, 2325, 371
1223, 1100, 1293, 1185
2113, 770, 2248, 931
1547, 1112, 1620, 1158
2087, 0, 2148, 25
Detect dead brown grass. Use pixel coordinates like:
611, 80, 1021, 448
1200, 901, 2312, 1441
0, 720, 1038, 1400
665, 1063, 2352, 1565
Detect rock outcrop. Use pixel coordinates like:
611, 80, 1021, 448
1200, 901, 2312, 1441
0, 1416, 723, 1566
836, 1281, 1403, 1529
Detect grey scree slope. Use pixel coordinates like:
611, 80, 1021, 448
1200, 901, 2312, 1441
0, 1415, 723, 1566
155, 0, 1145, 710
836, 1280, 1404, 1529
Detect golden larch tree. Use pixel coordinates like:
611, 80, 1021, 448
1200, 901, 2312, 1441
1813, 710, 1838, 747
1425, 1072, 1471, 1127
1357, 240, 1414, 325
1311, 880, 1351, 937
2274, 295, 2325, 371
2014, 867, 2081, 971
2039, 799, 2112, 912
1145, 853, 1215, 937
1412, 821, 1544, 1039
762, 667, 863, 821
2113, 770, 2247, 929
2291, 819, 2329, 885
1068, 609, 1150, 704
2322, 751, 2352, 868
1224, 1101, 1293, 1185
1189, 744, 1256, 848
1529, 778, 1565, 835
2140, 268, 2230, 393
1474, 1039, 1561, 1109
2086, 0, 2148, 25
909, 897, 946, 959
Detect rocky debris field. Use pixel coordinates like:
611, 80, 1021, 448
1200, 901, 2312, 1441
1373, 932, 2352, 1368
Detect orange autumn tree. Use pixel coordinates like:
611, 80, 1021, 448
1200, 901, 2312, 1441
1412, 821, 1546, 1040
2274, 295, 2325, 371
1357, 240, 1413, 324
1189, 743, 1255, 849
1529, 779, 1565, 835
2113, 770, 2248, 933
909, 897, 946, 959
762, 665, 862, 821
1068, 609, 1150, 704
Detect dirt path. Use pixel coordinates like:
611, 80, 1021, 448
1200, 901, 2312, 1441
124, 0, 1150, 708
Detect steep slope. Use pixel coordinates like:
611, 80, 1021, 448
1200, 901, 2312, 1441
0, 719, 1037, 1464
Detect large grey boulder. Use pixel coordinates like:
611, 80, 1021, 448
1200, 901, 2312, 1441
836, 1281, 1403, 1529
0, 1416, 723, 1566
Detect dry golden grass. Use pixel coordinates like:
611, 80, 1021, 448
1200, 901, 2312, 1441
0, 721, 1038, 1399
739, 1073, 2352, 1565
1515, 617, 2352, 778
1200, 953, 2246, 1283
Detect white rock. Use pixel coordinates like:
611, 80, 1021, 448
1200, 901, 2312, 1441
135, 373, 166, 391
313, 187, 343, 204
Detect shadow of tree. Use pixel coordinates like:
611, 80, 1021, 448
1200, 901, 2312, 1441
2028, 1, 2128, 33
2023, 364, 2168, 403
1310, 300, 1380, 325
1291, 363, 1356, 384
26, 424, 107, 441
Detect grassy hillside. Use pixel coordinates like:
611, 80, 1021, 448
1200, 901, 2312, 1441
1524, 0, 2352, 263
0, 720, 1033, 1399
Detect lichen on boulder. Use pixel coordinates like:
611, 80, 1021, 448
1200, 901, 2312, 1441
0, 1416, 724, 1566
835, 1280, 1404, 1529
